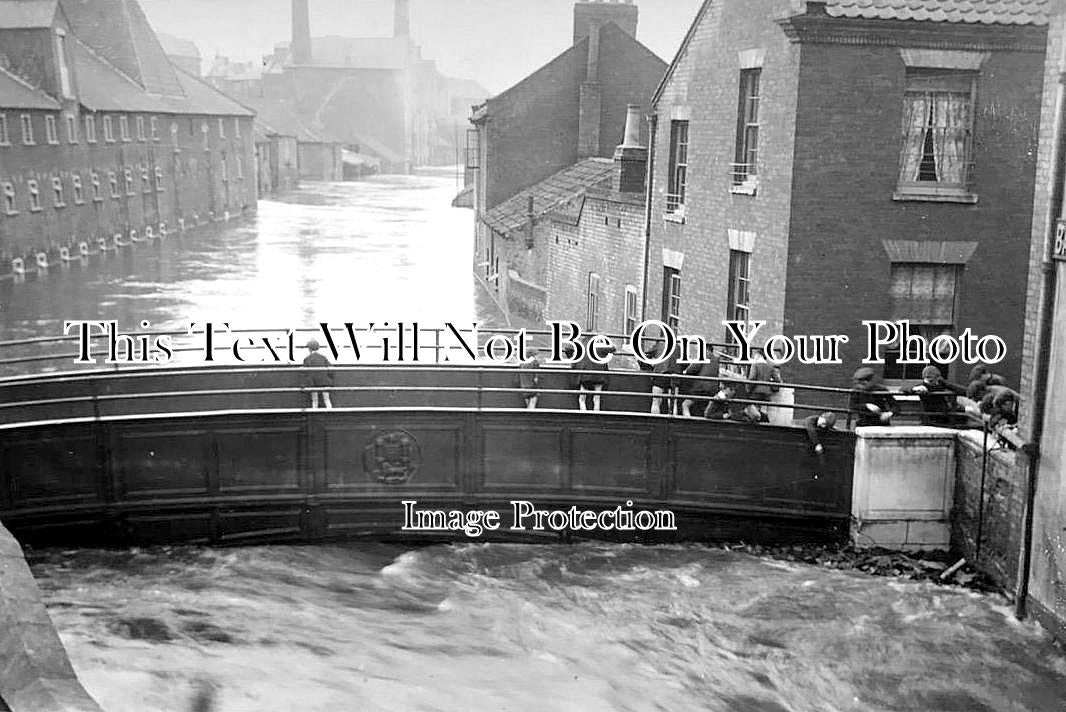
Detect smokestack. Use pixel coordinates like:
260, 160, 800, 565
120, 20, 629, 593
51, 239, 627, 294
573, 0, 638, 44
395, 0, 411, 38
292, 0, 312, 65
613, 104, 647, 193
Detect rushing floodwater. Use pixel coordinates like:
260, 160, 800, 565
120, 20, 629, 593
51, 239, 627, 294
5, 173, 1066, 710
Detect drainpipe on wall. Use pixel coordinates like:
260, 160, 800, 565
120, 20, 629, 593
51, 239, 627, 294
640, 113, 658, 321
1016, 52, 1066, 620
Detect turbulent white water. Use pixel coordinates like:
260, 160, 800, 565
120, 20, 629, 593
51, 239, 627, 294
29, 543, 1066, 712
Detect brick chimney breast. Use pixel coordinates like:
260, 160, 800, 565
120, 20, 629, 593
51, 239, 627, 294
573, 0, 639, 44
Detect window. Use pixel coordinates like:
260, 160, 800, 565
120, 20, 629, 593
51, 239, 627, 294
154, 166, 164, 192
2, 182, 16, 215
124, 168, 134, 196
234, 117, 241, 139
465, 128, 480, 170
896, 70, 976, 201
883, 263, 960, 380
150, 116, 159, 141
236, 155, 244, 180
51, 176, 64, 206
624, 285, 639, 336
27, 179, 40, 211
201, 121, 209, 150
586, 272, 600, 332
84, 114, 96, 143
666, 121, 688, 214
0, 114, 9, 146
90, 171, 101, 201
72, 174, 84, 204
108, 171, 119, 198
726, 250, 751, 346
119, 115, 130, 141
103, 116, 114, 142
170, 121, 179, 149
141, 163, 150, 193
21, 114, 34, 145
136, 116, 145, 141
218, 117, 225, 139
66, 113, 77, 143
221, 153, 228, 182
662, 267, 681, 330
45, 115, 58, 144
732, 69, 760, 188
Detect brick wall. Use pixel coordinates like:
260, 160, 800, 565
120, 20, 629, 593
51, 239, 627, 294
788, 40, 1044, 397
647, 0, 798, 344
953, 432, 1028, 589
0, 109, 256, 265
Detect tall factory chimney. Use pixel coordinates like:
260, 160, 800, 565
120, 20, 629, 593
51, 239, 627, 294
292, 0, 312, 64
394, 0, 411, 38
573, 0, 638, 44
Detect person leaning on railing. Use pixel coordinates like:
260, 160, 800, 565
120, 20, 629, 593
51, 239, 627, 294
516, 354, 541, 410
680, 345, 720, 417
850, 367, 896, 427
900, 365, 969, 427
980, 376, 1020, 430
804, 412, 838, 454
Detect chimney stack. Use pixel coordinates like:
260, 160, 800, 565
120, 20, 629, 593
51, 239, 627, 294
573, 0, 638, 44
577, 23, 602, 158
394, 0, 411, 38
613, 104, 647, 193
292, 0, 312, 65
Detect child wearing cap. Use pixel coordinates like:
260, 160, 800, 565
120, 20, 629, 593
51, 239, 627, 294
804, 411, 837, 454
303, 339, 333, 409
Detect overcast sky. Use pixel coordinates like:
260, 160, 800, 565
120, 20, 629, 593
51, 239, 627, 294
139, 0, 704, 94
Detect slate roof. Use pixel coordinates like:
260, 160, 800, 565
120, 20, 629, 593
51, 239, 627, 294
238, 94, 323, 142
156, 32, 200, 60
481, 158, 614, 236
0, 0, 57, 28
60, 0, 184, 97
823, 0, 1050, 25
0, 65, 60, 109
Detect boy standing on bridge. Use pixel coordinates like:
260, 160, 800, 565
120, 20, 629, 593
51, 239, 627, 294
303, 339, 334, 409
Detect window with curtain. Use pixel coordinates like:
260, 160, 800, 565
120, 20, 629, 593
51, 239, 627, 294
898, 70, 975, 196
662, 267, 681, 329
883, 263, 960, 380
725, 250, 751, 347
666, 121, 688, 214
733, 69, 760, 187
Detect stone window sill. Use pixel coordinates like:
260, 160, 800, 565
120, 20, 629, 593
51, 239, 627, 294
893, 186, 978, 204
664, 210, 686, 225
730, 181, 758, 196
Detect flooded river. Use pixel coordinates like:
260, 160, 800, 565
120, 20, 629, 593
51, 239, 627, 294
5, 174, 1066, 710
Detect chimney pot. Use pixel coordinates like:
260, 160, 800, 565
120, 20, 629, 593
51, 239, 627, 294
613, 103, 647, 194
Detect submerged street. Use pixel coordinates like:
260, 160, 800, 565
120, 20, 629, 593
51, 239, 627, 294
3, 175, 1063, 711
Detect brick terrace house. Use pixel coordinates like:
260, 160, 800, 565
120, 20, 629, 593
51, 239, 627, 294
645, 0, 1048, 394
480, 105, 650, 331
468, 0, 666, 324
0, 0, 256, 269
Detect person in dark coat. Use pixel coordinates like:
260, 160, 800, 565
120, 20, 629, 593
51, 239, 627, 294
650, 340, 684, 415
804, 412, 837, 454
746, 354, 782, 422
980, 376, 1020, 429
901, 365, 968, 427
966, 365, 992, 402
568, 334, 614, 412
302, 339, 333, 409
680, 347, 720, 417
850, 367, 895, 427
516, 355, 541, 409
703, 383, 737, 420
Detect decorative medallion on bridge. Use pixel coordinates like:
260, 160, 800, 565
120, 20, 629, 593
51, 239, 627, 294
363, 431, 422, 485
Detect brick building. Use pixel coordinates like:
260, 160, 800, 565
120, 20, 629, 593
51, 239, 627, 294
0, 0, 256, 271
1013, 0, 1066, 646
645, 0, 1048, 394
468, 0, 666, 324
479, 104, 649, 331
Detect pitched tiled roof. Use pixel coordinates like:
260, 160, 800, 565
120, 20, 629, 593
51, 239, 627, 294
156, 32, 200, 60
824, 0, 1050, 26
237, 94, 323, 141
0, 65, 60, 109
60, 0, 184, 97
0, 0, 57, 28
481, 158, 614, 236
71, 38, 252, 116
